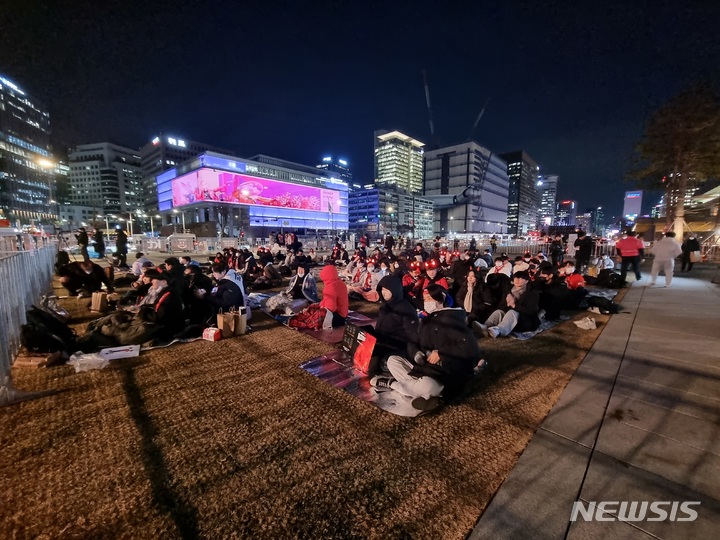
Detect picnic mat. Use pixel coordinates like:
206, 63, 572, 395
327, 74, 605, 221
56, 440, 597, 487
259, 306, 377, 345
586, 288, 619, 300
510, 315, 570, 340
300, 350, 425, 417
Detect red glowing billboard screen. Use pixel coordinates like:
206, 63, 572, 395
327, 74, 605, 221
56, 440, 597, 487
171, 169, 341, 213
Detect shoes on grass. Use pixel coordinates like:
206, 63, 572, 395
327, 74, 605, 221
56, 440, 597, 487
473, 358, 488, 375
370, 376, 395, 391
411, 396, 444, 413
472, 321, 490, 338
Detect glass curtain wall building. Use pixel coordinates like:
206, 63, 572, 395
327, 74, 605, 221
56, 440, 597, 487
0, 74, 56, 225
499, 150, 540, 236
536, 174, 558, 229
348, 185, 434, 240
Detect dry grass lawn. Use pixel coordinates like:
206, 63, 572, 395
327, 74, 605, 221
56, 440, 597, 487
0, 278, 623, 539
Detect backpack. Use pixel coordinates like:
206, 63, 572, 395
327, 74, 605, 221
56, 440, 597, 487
55, 250, 71, 273
597, 269, 623, 289
587, 296, 620, 314
21, 306, 78, 354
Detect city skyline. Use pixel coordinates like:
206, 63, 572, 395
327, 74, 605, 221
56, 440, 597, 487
2, 2, 719, 219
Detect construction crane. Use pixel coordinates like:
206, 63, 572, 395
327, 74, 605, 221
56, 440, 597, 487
467, 98, 490, 142
422, 69, 437, 148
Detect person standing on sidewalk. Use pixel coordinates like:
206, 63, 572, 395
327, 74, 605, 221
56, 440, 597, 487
573, 231, 593, 273
615, 231, 644, 285
76, 227, 89, 260
680, 235, 701, 272
649, 232, 683, 287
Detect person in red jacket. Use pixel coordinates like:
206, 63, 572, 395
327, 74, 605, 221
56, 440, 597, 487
289, 264, 349, 330
615, 230, 644, 285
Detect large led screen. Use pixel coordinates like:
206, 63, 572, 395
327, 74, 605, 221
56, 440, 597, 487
171, 169, 341, 213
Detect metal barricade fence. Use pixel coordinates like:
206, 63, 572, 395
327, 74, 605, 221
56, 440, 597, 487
0, 244, 58, 388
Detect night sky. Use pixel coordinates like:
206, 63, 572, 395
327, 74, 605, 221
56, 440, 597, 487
3, 1, 720, 219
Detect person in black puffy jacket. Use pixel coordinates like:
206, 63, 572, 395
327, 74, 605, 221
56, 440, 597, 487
371, 284, 481, 412
372, 275, 420, 361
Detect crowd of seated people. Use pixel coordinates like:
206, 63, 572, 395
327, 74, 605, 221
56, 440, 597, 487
60, 232, 616, 413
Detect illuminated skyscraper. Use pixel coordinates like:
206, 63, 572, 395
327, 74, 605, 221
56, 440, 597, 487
374, 130, 424, 194
536, 174, 558, 229
140, 134, 235, 213
499, 150, 540, 235
623, 190, 643, 222
555, 200, 577, 226
0, 74, 56, 225
316, 156, 352, 182
586, 206, 605, 235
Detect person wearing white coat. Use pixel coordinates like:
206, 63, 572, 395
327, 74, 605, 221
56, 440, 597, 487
649, 232, 683, 287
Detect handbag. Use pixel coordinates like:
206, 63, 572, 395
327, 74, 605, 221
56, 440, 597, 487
690, 251, 702, 263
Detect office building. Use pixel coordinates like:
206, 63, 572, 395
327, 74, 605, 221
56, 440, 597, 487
664, 184, 701, 217
57, 204, 96, 230
155, 152, 348, 237
585, 206, 604, 236
555, 200, 578, 226
576, 212, 592, 232
424, 141, 509, 235
0, 74, 57, 225
623, 190, 643, 222
140, 134, 235, 213
536, 174, 558, 230
348, 185, 433, 240
316, 156, 352, 182
374, 130, 424, 194
68, 142, 143, 226
499, 151, 540, 236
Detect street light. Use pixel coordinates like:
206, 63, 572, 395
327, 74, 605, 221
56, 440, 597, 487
36, 158, 58, 226
173, 209, 185, 233
150, 214, 161, 236
125, 212, 134, 236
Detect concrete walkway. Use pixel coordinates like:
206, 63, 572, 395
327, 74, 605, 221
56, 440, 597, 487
470, 265, 720, 540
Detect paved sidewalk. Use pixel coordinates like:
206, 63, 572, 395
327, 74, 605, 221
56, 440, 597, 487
470, 266, 720, 539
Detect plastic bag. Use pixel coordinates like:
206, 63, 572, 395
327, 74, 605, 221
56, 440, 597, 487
68, 352, 109, 373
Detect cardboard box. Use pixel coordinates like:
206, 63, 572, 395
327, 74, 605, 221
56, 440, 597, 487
13, 355, 47, 369
203, 327, 221, 341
